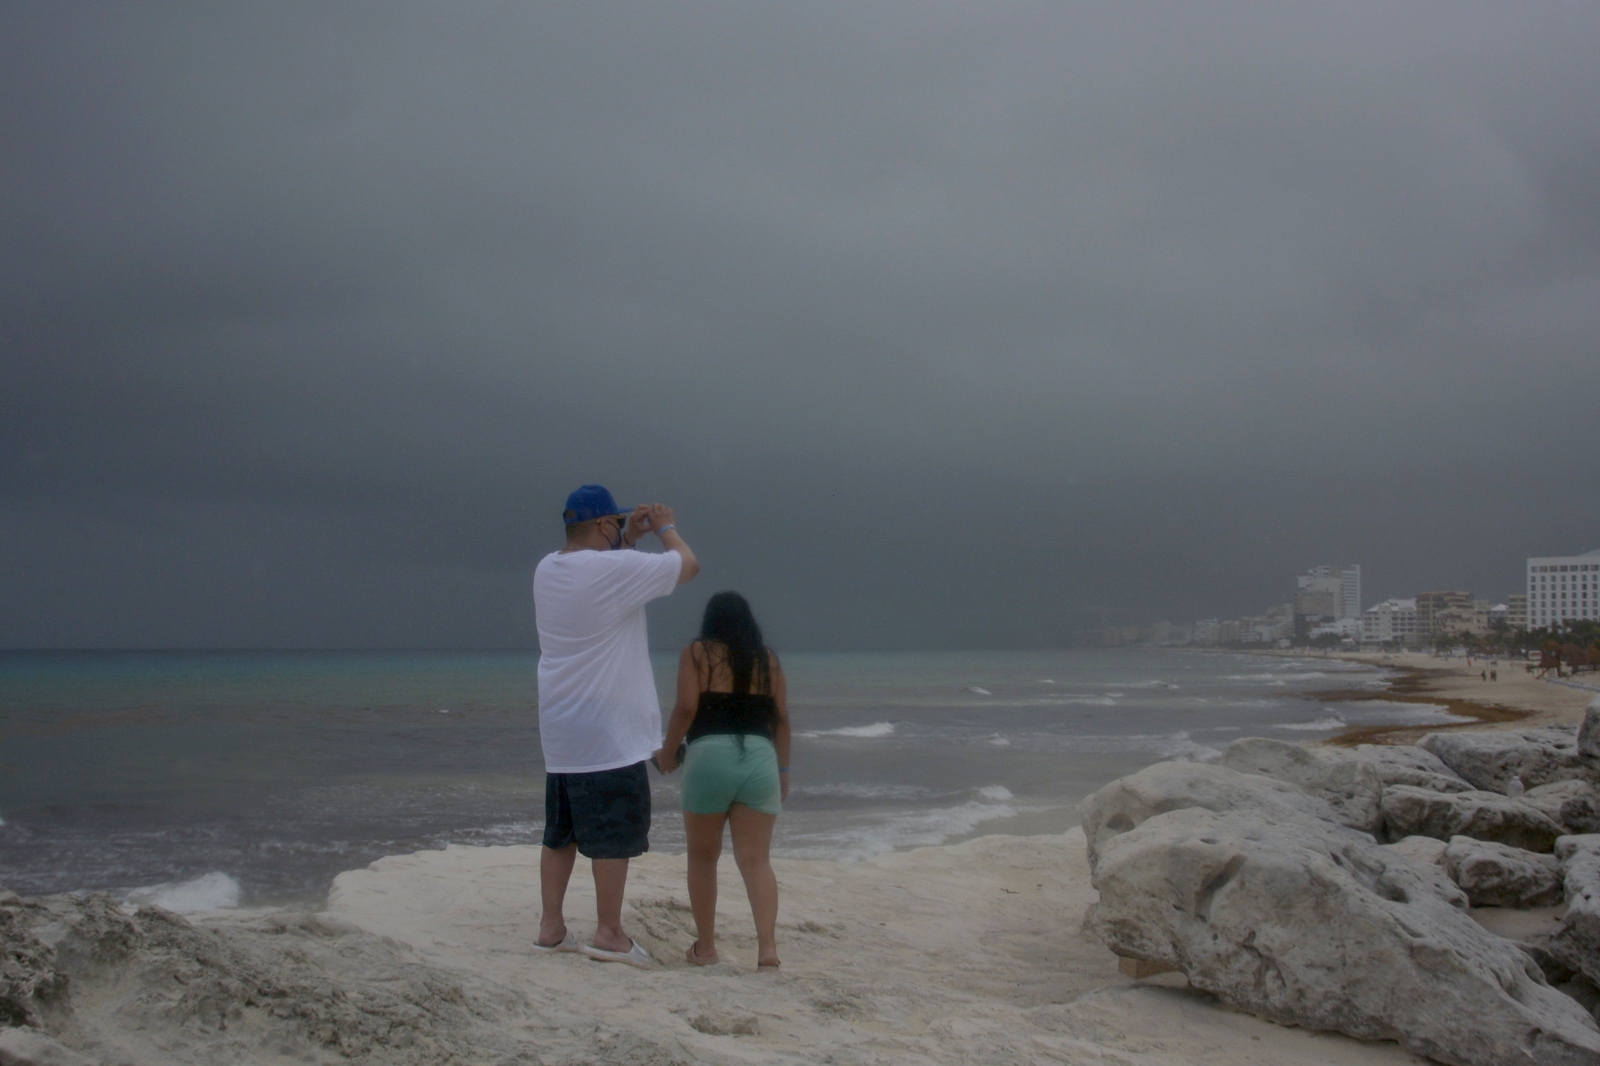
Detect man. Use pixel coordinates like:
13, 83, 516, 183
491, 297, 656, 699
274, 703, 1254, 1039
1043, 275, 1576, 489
532, 484, 699, 967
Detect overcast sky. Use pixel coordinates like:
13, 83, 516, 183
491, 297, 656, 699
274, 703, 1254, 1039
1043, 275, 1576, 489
3, 3, 1597, 650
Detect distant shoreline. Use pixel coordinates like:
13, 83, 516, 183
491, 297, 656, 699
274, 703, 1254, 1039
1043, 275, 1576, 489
1262, 647, 1596, 746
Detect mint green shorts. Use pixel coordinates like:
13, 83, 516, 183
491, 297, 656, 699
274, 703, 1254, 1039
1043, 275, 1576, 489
680, 734, 782, 816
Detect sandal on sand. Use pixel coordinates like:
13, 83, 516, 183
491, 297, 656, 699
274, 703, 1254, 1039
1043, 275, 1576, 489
685, 941, 718, 966
580, 939, 652, 969
533, 930, 578, 953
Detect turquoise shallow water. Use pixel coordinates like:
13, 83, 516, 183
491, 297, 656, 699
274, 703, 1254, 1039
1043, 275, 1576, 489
0, 648, 1458, 907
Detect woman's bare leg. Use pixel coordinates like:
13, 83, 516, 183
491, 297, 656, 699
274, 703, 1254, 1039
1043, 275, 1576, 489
683, 811, 728, 960
728, 804, 779, 968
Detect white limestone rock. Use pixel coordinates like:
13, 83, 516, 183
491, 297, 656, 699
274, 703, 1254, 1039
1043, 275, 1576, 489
1580, 697, 1600, 761
0, 1028, 100, 1066
1343, 743, 1476, 793
1525, 780, 1600, 835
1220, 737, 1384, 834
0, 890, 530, 1066
1443, 835, 1565, 908
1079, 759, 1341, 869
1084, 764, 1600, 1066
1382, 835, 1448, 867
1420, 727, 1589, 793
1547, 835, 1600, 989
1381, 785, 1567, 852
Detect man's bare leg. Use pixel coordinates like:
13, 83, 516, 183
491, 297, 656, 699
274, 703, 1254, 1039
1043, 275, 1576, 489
591, 857, 633, 952
539, 843, 578, 946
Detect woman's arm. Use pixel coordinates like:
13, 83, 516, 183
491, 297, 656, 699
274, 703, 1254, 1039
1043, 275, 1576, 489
656, 642, 703, 773
771, 650, 791, 801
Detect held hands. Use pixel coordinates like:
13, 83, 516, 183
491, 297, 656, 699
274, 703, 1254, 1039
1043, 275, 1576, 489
652, 746, 679, 774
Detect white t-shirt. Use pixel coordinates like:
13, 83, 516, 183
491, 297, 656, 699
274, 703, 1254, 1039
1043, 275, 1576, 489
534, 547, 683, 773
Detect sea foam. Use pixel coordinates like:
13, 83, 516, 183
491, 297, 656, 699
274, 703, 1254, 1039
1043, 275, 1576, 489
123, 871, 241, 913
1274, 716, 1348, 732
778, 793, 1021, 862
1226, 671, 1330, 682
802, 722, 896, 739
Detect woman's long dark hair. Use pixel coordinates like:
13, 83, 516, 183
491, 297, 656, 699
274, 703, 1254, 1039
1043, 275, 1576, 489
697, 591, 771, 695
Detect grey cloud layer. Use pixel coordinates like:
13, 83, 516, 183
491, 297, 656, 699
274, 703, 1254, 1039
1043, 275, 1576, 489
3, 3, 1597, 648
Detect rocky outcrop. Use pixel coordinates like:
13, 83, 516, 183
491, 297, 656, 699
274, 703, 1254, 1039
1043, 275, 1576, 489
1083, 762, 1600, 1066
1340, 743, 1475, 793
1420, 727, 1591, 793
1443, 836, 1565, 907
1220, 737, 1384, 834
1380, 785, 1567, 852
1526, 780, 1600, 835
1579, 697, 1600, 760
1547, 835, 1600, 990
1080, 760, 1340, 868
1382, 835, 1447, 866
0, 893, 69, 1031
0, 890, 526, 1066
0, 1026, 99, 1066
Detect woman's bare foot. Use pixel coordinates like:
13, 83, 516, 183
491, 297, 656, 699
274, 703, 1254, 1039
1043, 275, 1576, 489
686, 940, 719, 966
756, 953, 780, 972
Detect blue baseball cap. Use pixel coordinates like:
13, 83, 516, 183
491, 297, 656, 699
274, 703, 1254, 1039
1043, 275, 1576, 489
562, 484, 631, 525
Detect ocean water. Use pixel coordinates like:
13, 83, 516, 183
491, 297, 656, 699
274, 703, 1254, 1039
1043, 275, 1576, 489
0, 648, 1465, 910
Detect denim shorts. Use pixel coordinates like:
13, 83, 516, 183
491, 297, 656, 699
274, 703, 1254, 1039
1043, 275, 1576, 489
542, 761, 651, 859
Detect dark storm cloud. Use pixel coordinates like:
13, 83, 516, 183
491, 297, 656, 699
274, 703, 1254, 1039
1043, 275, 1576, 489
3, 3, 1598, 648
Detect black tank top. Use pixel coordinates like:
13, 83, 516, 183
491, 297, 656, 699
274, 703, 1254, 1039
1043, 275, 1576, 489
686, 691, 777, 743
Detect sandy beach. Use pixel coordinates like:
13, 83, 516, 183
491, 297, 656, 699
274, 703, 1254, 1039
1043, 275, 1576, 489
1303, 650, 1598, 744
309, 830, 1436, 1066
8, 662, 1597, 1065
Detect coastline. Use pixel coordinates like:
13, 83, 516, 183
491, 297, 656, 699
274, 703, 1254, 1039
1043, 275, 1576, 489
6, 661, 1595, 1065
1291, 648, 1596, 747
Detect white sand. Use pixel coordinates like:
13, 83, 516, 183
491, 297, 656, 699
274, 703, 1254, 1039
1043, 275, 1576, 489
1329, 649, 1596, 727
322, 831, 1431, 1065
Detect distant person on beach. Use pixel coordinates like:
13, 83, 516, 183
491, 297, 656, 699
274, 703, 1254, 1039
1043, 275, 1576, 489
532, 484, 699, 967
656, 591, 791, 970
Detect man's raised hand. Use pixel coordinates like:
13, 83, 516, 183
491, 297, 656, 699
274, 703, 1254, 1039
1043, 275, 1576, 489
646, 503, 677, 536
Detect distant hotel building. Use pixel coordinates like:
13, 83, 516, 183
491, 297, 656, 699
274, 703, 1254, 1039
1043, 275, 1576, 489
1508, 593, 1527, 630
1362, 598, 1419, 645
1294, 564, 1361, 643
1339, 565, 1361, 620
1415, 590, 1481, 639
1527, 549, 1600, 629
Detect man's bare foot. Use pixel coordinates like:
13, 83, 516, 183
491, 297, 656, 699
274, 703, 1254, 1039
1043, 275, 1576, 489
537, 920, 568, 948
534, 922, 577, 952
590, 928, 633, 953
686, 940, 719, 966
756, 952, 780, 971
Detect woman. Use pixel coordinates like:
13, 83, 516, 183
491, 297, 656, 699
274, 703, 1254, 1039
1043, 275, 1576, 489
656, 591, 790, 970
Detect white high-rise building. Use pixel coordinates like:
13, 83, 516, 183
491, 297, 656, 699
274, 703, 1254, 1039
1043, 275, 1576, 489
1526, 549, 1600, 629
1340, 565, 1361, 620
1363, 598, 1419, 645
1296, 565, 1362, 619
